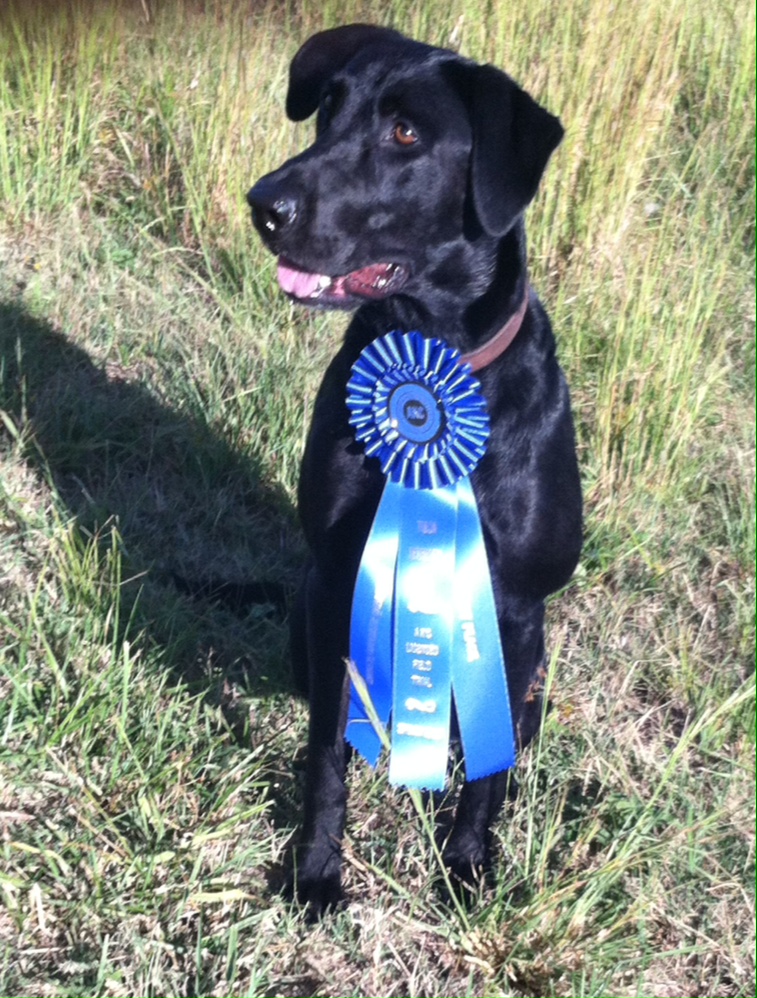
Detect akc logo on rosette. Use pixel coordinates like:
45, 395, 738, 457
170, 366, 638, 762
345, 331, 516, 791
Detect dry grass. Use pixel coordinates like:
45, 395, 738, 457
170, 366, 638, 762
0, 0, 754, 995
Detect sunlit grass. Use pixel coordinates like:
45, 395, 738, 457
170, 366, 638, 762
0, 0, 753, 994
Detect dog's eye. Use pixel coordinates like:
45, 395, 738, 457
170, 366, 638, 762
392, 121, 418, 146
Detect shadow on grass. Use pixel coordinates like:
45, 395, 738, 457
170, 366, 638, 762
0, 298, 305, 707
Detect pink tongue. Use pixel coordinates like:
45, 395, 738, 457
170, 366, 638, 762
277, 259, 327, 298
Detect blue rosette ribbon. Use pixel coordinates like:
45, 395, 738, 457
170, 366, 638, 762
345, 330, 516, 790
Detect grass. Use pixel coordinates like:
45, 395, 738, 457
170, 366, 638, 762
0, 0, 754, 995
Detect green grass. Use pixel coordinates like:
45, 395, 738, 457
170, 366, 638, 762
0, 0, 754, 995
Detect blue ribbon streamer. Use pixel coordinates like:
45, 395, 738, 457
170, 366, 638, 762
345, 331, 516, 790
389, 483, 456, 789
451, 476, 516, 780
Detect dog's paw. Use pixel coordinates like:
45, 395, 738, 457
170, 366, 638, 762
443, 852, 486, 890
292, 871, 343, 921
441, 830, 489, 900
285, 845, 344, 920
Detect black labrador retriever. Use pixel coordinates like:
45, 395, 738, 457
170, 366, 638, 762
247, 24, 582, 914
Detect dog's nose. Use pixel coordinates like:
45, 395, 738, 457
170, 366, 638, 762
247, 180, 298, 237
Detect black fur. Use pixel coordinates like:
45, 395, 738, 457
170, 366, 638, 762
247, 24, 582, 915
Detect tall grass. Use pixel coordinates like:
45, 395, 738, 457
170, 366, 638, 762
0, 0, 754, 995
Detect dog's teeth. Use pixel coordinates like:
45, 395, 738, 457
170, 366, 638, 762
375, 264, 398, 290
318, 275, 331, 289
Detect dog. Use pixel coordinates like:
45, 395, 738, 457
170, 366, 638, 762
247, 24, 582, 915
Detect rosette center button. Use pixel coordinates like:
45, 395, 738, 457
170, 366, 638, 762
388, 382, 445, 444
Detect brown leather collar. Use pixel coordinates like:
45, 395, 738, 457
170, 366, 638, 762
460, 285, 530, 372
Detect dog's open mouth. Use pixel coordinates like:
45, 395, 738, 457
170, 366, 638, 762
277, 257, 408, 304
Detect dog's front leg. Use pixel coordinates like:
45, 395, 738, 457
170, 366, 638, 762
442, 770, 515, 888
443, 598, 546, 887
292, 566, 352, 916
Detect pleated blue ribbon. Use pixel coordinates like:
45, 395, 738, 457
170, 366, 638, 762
345, 331, 516, 790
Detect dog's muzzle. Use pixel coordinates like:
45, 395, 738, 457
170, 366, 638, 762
247, 177, 409, 308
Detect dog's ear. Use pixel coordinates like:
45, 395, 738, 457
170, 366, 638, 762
470, 64, 564, 236
286, 23, 404, 121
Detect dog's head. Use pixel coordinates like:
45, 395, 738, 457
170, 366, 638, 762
247, 24, 563, 312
